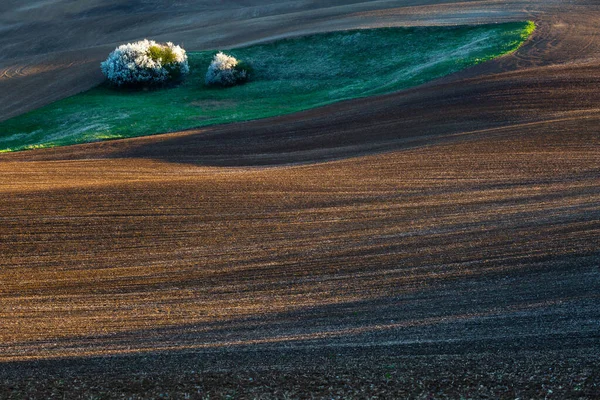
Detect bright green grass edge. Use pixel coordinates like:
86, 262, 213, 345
0, 21, 536, 154
470, 20, 535, 65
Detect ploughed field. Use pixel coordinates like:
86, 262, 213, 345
0, 0, 599, 398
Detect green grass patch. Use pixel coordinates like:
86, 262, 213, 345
0, 22, 534, 152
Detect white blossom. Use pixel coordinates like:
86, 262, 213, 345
205, 52, 249, 87
101, 39, 189, 86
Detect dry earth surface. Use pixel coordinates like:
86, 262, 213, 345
0, 0, 599, 398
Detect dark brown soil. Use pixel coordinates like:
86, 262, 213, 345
0, 0, 599, 398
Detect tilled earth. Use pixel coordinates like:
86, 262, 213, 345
0, 0, 599, 398
3, 351, 599, 399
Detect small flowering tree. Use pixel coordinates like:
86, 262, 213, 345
205, 52, 251, 87
101, 39, 189, 87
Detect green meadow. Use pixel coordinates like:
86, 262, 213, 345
0, 22, 535, 152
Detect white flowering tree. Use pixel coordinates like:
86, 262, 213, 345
101, 39, 189, 87
205, 52, 250, 87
